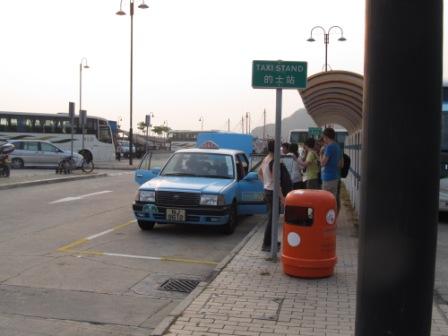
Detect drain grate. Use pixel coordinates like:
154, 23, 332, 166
159, 278, 200, 293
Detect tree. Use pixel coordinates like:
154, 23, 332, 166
152, 125, 171, 137
137, 121, 148, 134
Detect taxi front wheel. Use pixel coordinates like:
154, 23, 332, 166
222, 203, 237, 235
138, 220, 155, 231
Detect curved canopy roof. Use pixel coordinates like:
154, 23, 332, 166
299, 70, 364, 134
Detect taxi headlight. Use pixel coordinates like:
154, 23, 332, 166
139, 190, 155, 202
200, 194, 224, 206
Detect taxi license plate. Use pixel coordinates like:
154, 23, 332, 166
166, 208, 186, 222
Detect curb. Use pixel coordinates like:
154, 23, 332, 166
94, 165, 136, 171
151, 219, 265, 336
0, 173, 108, 190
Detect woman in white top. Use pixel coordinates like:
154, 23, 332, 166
288, 143, 306, 189
258, 140, 283, 252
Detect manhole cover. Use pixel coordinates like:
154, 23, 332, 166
159, 279, 200, 293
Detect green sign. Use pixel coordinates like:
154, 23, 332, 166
252, 60, 307, 89
308, 127, 322, 139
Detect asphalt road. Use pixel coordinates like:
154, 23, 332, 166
0, 172, 261, 336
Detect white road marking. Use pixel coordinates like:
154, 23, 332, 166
50, 190, 113, 204
103, 252, 161, 260
86, 229, 115, 240
57, 219, 218, 265
107, 172, 133, 177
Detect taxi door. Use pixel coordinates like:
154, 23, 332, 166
135, 153, 160, 185
235, 153, 267, 215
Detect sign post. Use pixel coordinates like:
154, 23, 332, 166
252, 60, 307, 260
145, 114, 152, 153
69, 102, 75, 158
80, 110, 87, 151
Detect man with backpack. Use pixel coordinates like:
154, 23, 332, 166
319, 127, 342, 211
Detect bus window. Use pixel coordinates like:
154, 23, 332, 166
9, 118, 18, 132
99, 126, 112, 143
54, 119, 63, 133
289, 131, 308, 144
43, 119, 54, 133
0, 117, 8, 131
62, 120, 72, 134
86, 118, 98, 135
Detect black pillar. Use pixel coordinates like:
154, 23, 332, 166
355, 0, 443, 335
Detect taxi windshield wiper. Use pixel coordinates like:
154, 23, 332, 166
163, 172, 196, 176
203, 175, 232, 179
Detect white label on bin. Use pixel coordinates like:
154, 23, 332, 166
326, 209, 336, 225
287, 232, 301, 247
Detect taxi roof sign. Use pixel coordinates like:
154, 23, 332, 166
198, 140, 220, 150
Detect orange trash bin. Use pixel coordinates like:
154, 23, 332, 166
281, 189, 337, 278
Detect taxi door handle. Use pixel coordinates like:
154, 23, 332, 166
136, 174, 143, 177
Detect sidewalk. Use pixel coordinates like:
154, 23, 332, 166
155, 204, 448, 336
0, 169, 110, 190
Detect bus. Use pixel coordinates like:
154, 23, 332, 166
0, 111, 115, 161
289, 127, 348, 149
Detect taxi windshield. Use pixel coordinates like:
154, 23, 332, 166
161, 153, 234, 179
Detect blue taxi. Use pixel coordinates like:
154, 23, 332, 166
133, 148, 266, 234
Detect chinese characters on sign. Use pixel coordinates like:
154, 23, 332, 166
252, 60, 307, 89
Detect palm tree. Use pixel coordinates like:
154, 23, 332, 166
137, 121, 148, 135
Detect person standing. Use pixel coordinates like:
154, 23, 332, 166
288, 143, 306, 189
258, 140, 284, 252
319, 128, 342, 210
302, 138, 320, 189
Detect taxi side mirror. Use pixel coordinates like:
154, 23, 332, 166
151, 167, 161, 175
243, 172, 258, 181
135, 167, 161, 185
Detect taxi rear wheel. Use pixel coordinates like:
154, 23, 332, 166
222, 203, 237, 235
138, 220, 155, 231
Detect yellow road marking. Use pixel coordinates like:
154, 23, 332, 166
56, 220, 135, 252
112, 220, 136, 231
56, 219, 218, 265
161, 256, 218, 266
59, 249, 105, 256
57, 238, 88, 252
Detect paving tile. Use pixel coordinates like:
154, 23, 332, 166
163, 205, 448, 336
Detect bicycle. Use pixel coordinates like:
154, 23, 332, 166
56, 155, 94, 174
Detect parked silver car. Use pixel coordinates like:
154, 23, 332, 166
8, 140, 83, 168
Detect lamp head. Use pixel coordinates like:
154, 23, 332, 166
338, 36, 347, 42
307, 37, 315, 42
83, 65, 90, 69
116, 10, 126, 15
138, 2, 149, 9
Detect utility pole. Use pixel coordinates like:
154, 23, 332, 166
355, 0, 442, 335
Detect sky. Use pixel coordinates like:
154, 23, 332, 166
0, 0, 447, 133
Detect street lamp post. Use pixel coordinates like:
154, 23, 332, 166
79, 57, 90, 150
116, 0, 149, 165
198, 116, 204, 131
145, 112, 154, 153
307, 26, 346, 72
